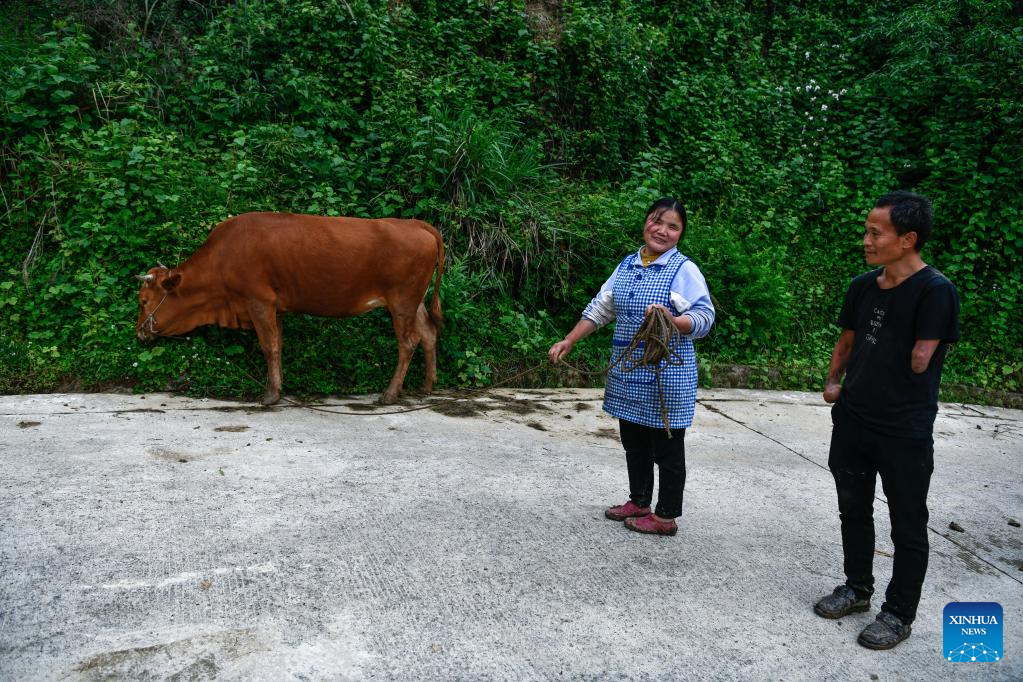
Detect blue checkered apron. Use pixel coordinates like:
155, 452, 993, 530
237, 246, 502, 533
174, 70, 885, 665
603, 252, 699, 429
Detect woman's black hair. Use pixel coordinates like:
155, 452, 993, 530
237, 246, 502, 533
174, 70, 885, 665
646, 197, 687, 237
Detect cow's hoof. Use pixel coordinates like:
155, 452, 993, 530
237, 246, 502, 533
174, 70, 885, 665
261, 392, 280, 406
377, 393, 398, 406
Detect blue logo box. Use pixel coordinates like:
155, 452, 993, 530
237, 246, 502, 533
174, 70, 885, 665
944, 602, 1003, 662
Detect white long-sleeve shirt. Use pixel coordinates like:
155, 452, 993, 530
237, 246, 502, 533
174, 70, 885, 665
581, 247, 715, 338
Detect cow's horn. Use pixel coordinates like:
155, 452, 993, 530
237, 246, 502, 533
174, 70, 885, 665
157, 261, 166, 268
135, 273, 155, 282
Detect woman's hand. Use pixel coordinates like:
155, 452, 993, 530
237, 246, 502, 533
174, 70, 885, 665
645, 304, 692, 334
548, 339, 574, 364
549, 319, 597, 364
823, 382, 842, 404
645, 303, 671, 318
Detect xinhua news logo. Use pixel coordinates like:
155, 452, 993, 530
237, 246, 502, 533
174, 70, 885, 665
943, 602, 1003, 663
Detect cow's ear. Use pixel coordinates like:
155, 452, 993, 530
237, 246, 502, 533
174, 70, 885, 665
162, 272, 182, 292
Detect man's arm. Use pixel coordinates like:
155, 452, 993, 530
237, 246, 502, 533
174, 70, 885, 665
823, 329, 855, 403
911, 339, 941, 374
911, 277, 959, 374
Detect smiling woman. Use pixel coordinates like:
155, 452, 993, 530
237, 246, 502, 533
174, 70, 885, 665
547, 196, 715, 537
641, 198, 686, 257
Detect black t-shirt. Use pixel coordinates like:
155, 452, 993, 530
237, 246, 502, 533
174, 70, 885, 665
836, 265, 960, 438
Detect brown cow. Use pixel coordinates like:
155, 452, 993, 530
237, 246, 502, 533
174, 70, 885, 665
136, 212, 444, 405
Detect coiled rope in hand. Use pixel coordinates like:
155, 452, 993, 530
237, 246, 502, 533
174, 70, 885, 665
607, 306, 687, 437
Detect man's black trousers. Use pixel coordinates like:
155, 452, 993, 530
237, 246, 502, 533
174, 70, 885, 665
828, 406, 934, 623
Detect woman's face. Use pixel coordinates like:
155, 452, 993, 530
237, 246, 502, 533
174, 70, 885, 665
642, 208, 684, 257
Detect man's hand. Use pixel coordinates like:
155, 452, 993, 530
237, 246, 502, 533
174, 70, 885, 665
823, 330, 854, 404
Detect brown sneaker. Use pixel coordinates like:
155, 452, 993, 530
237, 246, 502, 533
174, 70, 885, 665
605, 501, 651, 521
624, 513, 678, 536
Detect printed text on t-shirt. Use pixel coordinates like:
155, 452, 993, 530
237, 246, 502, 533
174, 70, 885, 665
865, 307, 886, 345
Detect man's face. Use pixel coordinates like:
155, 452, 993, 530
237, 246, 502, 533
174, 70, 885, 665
863, 207, 914, 266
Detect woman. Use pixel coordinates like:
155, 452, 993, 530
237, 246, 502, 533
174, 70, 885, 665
548, 197, 715, 536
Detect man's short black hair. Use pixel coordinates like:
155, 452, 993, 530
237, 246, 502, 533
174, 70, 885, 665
875, 191, 933, 252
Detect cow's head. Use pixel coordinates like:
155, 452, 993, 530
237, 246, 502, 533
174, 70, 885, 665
135, 265, 183, 342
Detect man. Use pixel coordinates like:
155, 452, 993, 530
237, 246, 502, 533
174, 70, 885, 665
815, 191, 960, 650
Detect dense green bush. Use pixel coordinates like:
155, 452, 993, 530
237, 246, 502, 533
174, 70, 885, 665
1, 0, 1020, 401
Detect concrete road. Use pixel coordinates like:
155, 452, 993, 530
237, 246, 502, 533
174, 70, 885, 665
1, 388, 1020, 681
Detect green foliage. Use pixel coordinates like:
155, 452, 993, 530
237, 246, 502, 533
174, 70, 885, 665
1, 0, 1020, 401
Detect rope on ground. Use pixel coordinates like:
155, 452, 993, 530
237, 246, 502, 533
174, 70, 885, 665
218, 308, 685, 424
248, 362, 551, 416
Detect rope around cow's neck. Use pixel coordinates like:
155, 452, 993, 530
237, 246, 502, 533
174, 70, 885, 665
139, 292, 169, 338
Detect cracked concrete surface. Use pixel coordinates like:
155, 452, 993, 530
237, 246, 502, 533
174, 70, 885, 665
1, 388, 1020, 680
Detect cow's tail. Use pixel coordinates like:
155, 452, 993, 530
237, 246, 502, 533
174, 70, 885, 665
425, 222, 444, 330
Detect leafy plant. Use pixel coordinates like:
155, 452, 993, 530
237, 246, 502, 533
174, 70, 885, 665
1, 0, 1019, 403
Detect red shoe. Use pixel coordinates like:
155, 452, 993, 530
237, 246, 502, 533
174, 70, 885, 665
604, 500, 651, 521
624, 513, 678, 536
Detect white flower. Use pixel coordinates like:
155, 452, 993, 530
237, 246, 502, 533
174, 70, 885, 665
132, 362, 138, 367
833, 92, 840, 100
821, 104, 828, 111
809, 115, 814, 120
840, 89, 847, 95
814, 85, 820, 92
805, 51, 811, 59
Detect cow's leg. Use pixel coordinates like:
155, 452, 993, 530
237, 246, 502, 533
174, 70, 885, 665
248, 300, 283, 405
416, 302, 438, 394
380, 306, 420, 405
